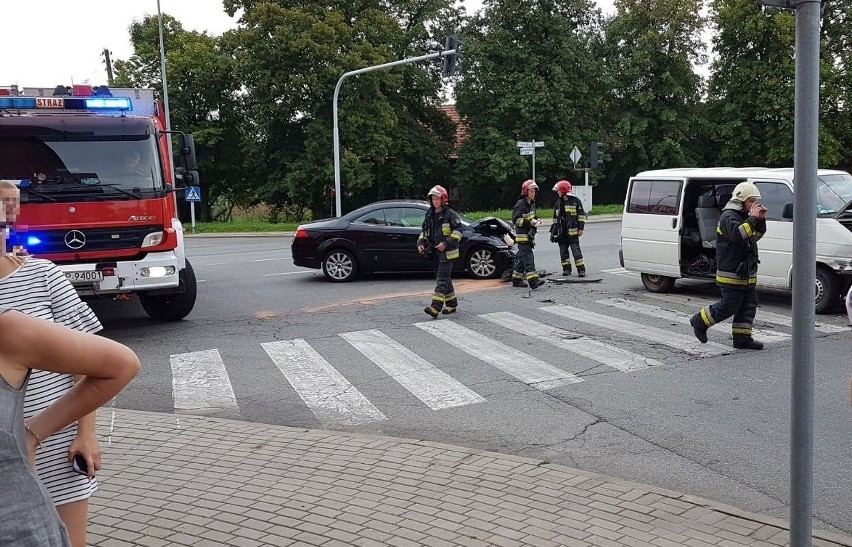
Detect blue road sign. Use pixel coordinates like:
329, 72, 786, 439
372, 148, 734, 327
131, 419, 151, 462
184, 186, 201, 202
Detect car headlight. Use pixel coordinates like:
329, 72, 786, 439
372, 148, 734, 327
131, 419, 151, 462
141, 232, 165, 248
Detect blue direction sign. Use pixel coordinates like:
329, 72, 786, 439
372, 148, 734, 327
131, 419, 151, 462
184, 186, 201, 202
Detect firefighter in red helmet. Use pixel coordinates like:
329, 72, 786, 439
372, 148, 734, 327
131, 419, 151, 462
550, 179, 587, 277
511, 180, 545, 289
418, 185, 463, 317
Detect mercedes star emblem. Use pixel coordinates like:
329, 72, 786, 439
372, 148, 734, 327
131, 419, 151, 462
64, 230, 86, 250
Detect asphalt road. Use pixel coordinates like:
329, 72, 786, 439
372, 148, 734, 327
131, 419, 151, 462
87, 220, 852, 535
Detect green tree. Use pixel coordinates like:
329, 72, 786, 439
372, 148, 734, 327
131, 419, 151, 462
113, 14, 247, 222
454, 0, 606, 209
600, 0, 705, 201
225, 0, 461, 218
820, 2, 852, 167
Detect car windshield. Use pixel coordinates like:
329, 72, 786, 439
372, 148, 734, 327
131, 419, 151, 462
817, 174, 852, 215
0, 134, 162, 202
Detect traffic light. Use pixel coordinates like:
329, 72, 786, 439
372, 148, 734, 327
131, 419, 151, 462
590, 141, 604, 169
441, 35, 460, 77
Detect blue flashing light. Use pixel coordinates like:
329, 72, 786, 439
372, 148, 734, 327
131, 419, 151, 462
26, 236, 43, 247
0, 97, 37, 109
85, 97, 131, 110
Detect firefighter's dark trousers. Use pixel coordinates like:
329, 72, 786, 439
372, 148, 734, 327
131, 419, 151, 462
695, 285, 758, 343
512, 243, 539, 282
558, 237, 584, 274
428, 259, 456, 312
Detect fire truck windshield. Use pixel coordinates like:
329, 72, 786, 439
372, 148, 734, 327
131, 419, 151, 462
0, 133, 164, 202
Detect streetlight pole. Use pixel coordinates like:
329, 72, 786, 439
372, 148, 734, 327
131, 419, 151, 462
332, 49, 456, 218
157, 0, 179, 214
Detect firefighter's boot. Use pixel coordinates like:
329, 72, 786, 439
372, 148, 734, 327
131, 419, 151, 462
529, 278, 546, 289
441, 306, 456, 315
733, 337, 764, 350
512, 279, 527, 288
577, 269, 586, 278
424, 306, 440, 318
690, 314, 708, 344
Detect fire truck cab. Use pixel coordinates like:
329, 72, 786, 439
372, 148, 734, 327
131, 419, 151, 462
0, 84, 198, 321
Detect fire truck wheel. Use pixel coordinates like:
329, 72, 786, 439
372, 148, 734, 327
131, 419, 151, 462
139, 260, 198, 321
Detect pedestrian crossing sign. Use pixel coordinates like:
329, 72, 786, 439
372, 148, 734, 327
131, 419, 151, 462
184, 186, 201, 202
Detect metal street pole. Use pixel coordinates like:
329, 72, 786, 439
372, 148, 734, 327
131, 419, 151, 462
789, 1, 821, 544
157, 0, 179, 213
532, 144, 536, 181
333, 49, 455, 218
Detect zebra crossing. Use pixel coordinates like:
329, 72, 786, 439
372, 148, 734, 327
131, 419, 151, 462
167, 294, 848, 424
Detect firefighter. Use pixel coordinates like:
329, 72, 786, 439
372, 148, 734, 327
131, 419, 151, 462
418, 185, 463, 318
690, 180, 767, 349
550, 179, 587, 277
511, 179, 545, 289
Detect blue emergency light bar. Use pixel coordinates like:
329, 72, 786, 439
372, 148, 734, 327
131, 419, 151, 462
0, 96, 131, 111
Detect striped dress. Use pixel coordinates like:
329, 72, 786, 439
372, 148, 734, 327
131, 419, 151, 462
0, 257, 102, 506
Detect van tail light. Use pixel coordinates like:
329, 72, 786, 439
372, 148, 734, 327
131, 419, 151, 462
294, 227, 309, 239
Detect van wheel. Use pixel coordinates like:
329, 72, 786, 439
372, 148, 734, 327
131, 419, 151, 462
641, 273, 675, 293
814, 267, 839, 315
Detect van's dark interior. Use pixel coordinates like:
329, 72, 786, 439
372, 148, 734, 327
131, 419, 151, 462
679, 179, 741, 278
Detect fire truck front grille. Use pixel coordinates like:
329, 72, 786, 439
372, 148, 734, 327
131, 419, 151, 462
30, 226, 162, 254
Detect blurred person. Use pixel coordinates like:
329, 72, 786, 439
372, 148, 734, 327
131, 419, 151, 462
0, 309, 139, 547
0, 180, 103, 547
418, 185, 463, 317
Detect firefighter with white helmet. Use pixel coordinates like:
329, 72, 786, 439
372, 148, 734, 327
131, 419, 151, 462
510, 179, 545, 289
550, 178, 587, 277
690, 180, 767, 349
418, 185, 463, 317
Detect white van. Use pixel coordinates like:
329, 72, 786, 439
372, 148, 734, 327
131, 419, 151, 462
619, 167, 852, 314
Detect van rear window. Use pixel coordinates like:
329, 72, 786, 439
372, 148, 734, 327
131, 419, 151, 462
627, 180, 682, 215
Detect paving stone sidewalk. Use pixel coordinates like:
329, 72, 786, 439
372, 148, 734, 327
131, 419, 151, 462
88, 409, 852, 547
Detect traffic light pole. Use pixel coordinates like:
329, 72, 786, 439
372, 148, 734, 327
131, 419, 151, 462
332, 49, 457, 218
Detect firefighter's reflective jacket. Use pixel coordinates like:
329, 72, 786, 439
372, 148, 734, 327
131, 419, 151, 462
418, 206, 463, 261
552, 194, 586, 239
715, 202, 766, 288
512, 196, 537, 245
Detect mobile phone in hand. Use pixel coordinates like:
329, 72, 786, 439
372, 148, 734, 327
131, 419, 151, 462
72, 454, 92, 477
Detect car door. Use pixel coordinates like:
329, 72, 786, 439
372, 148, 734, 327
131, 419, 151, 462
347, 208, 390, 272
753, 180, 794, 288
621, 177, 685, 277
383, 206, 429, 271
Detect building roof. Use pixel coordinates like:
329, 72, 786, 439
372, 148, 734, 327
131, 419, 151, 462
437, 104, 468, 154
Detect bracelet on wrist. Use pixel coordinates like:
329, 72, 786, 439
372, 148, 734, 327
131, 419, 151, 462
24, 422, 44, 450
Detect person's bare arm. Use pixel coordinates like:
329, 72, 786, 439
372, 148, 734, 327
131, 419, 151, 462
0, 311, 139, 451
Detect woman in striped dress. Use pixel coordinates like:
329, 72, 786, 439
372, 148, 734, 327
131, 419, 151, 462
1, 181, 102, 547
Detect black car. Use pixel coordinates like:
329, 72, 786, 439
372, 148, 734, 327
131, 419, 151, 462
292, 200, 516, 282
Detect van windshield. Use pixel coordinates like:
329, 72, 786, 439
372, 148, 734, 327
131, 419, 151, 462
817, 174, 852, 216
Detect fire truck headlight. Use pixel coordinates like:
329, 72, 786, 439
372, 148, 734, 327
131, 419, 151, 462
140, 266, 175, 278
141, 232, 165, 248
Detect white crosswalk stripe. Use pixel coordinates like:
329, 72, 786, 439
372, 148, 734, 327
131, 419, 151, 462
540, 305, 731, 357
170, 349, 239, 416
415, 320, 584, 389
639, 292, 848, 334
261, 339, 387, 426
340, 330, 485, 410
598, 298, 791, 345
602, 267, 639, 278
480, 312, 662, 372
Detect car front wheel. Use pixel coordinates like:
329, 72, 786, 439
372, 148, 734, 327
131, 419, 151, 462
814, 267, 839, 314
322, 249, 358, 282
467, 247, 498, 279
641, 273, 676, 293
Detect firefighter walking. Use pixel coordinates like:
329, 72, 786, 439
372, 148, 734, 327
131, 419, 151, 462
690, 181, 767, 349
551, 179, 587, 277
511, 180, 545, 289
418, 185, 463, 318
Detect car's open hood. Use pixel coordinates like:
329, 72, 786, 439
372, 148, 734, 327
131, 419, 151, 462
470, 216, 515, 237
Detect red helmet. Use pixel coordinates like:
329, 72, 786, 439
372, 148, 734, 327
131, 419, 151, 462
555, 180, 572, 194
521, 179, 539, 196
427, 185, 448, 205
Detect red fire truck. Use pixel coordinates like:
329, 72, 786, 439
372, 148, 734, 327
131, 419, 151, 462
0, 84, 198, 320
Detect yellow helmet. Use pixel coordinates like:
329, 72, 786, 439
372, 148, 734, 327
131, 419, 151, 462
732, 180, 761, 201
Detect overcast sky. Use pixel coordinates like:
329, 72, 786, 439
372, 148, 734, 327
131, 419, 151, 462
1, 0, 615, 87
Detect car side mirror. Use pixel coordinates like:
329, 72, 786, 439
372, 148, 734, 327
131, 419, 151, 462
782, 202, 793, 219
178, 134, 197, 171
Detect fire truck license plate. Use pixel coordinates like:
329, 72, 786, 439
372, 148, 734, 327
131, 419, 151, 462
65, 271, 104, 284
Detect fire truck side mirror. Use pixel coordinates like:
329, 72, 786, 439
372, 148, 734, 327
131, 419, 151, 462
178, 134, 197, 171
183, 170, 199, 186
